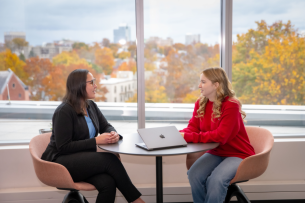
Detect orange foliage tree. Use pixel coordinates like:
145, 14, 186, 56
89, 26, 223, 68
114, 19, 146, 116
23, 57, 54, 100
43, 63, 107, 101
118, 59, 137, 74
95, 47, 115, 75
162, 47, 206, 103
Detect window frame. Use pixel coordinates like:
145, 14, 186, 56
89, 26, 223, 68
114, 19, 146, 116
0, 0, 304, 145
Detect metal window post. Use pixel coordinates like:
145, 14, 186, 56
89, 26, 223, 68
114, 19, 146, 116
220, 0, 233, 81
135, 0, 145, 129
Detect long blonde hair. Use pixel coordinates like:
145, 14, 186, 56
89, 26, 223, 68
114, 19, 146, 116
196, 67, 246, 121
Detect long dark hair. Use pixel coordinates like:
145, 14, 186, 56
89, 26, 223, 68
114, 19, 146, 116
63, 69, 89, 115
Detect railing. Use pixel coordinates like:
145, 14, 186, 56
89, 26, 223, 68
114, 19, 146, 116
0, 100, 304, 126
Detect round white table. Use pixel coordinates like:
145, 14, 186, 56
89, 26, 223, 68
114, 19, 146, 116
98, 132, 219, 203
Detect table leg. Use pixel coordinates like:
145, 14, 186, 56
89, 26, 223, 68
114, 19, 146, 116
156, 156, 163, 203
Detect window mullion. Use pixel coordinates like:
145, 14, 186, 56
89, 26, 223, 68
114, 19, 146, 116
135, 0, 145, 129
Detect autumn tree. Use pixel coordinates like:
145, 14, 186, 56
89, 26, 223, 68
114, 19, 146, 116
102, 38, 110, 47
117, 51, 131, 59
127, 74, 168, 103
43, 63, 107, 101
0, 49, 27, 82
182, 89, 201, 103
162, 47, 205, 102
232, 20, 305, 105
23, 57, 53, 100
52, 51, 88, 66
95, 47, 115, 75
109, 43, 120, 57
128, 44, 137, 58
173, 43, 185, 50
13, 38, 29, 53
72, 42, 89, 50
117, 59, 137, 74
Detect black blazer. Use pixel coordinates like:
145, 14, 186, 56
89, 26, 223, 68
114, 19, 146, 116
41, 100, 122, 162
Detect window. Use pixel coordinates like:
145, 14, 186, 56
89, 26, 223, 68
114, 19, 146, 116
0, 0, 138, 142
232, 0, 305, 132
0, 0, 303, 143
143, 0, 220, 128
18, 93, 21, 98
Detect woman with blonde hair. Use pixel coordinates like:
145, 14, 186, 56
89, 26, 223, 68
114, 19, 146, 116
180, 67, 255, 203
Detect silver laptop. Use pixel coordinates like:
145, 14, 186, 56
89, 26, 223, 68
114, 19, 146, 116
136, 126, 187, 151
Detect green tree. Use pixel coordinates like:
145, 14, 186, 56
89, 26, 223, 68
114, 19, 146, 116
72, 42, 89, 50
19, 53, 26, 62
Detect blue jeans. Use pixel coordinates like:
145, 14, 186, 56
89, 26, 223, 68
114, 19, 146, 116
188, 153, 242, 203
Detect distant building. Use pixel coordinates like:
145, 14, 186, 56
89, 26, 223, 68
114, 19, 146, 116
27, 39, 74, 60
4, 32, 27, 54
0, 69, 29, 101
100, 71, 136, 102
4, 32, 26, 43
185, 33, 200, 45
113, 24, 131, 44
146, 37, 173, 47
0, 43, 4, 52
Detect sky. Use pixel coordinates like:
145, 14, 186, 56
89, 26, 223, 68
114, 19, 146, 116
0, 0, 304, 46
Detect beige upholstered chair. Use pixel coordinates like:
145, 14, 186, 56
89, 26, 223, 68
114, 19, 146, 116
186, 126, 274, 203
29, 133, 96, 203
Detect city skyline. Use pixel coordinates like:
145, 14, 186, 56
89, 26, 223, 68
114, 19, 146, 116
1, 0, 304, 46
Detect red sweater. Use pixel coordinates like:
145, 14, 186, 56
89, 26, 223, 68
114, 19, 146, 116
180, 98, 255, 159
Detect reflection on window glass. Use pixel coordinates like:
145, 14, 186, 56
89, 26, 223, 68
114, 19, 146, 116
233, 0, 305, 106
0, 0, 136, 103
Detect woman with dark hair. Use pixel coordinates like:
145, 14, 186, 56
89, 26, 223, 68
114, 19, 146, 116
41, 69, 144, 203
180, 67, 255, 203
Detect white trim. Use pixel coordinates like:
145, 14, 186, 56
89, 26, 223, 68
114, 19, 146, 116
135, 0, 145, 129
0, 70, 13, 94
220, 0, 233, 81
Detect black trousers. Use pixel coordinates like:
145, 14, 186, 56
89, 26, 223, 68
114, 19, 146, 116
55, 152, 141, 203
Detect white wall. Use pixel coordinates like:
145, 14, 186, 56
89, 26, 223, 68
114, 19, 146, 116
0, 138, 305, 203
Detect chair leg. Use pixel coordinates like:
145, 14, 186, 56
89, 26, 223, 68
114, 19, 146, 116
224, 184, 251, 203
62, 190, 89, 203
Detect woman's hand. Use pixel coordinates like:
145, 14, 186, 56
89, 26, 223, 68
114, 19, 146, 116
180, 132, 185, 138
109, 131, 120, 143
95, 132, 120, 145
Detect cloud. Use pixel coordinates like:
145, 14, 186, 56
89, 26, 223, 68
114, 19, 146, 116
0, 0, 304, 46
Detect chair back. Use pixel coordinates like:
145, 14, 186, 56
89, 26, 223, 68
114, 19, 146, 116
29, 133, 95, 190
230, 126, 274, 183
186, 126, 274, 183
246, 126, 274, 155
